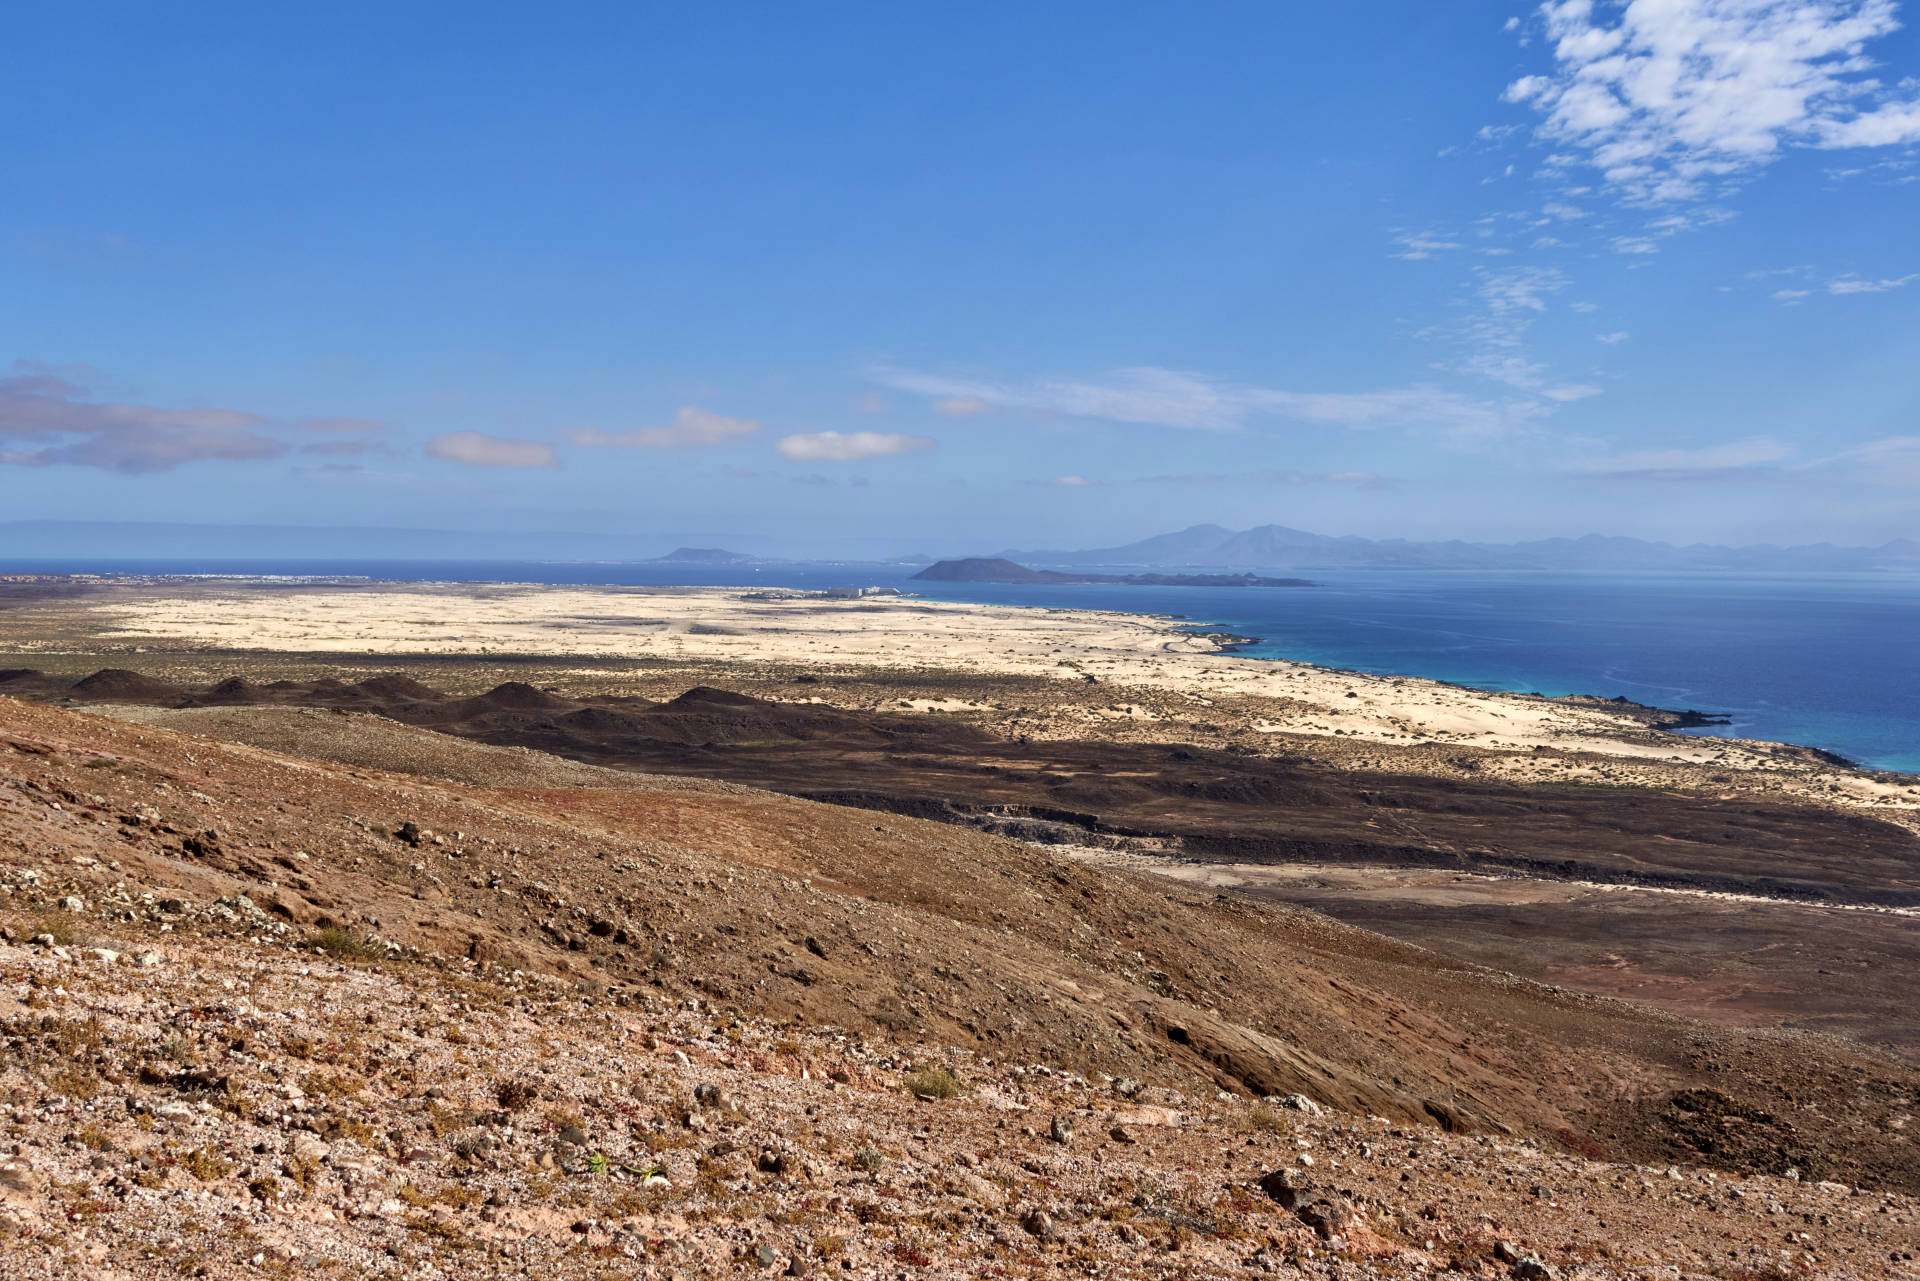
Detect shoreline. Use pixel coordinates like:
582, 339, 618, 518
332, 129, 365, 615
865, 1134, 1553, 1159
2, 575, 1915, 811
5, 567, 1910, 771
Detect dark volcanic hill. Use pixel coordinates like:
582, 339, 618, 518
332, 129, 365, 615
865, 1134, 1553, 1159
8, 667, 1914, 907
913, 557, 1079, 584
648, 546, 759, 564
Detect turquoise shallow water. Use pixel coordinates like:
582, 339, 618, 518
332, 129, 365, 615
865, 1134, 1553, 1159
914, 570, 1920, 775
6, 559, 1917, 774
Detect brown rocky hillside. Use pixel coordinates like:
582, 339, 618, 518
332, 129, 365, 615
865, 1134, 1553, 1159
2, 693, 1918, 1278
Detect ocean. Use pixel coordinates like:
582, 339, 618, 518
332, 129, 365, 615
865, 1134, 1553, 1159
6, 558, 1917, 774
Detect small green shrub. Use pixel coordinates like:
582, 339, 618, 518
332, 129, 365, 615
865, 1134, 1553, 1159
903, 1066, 963, 1100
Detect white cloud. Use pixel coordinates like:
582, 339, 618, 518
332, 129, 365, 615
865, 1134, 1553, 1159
1392, 231, 1466, 259
852, 392, 891, 413
873, 364, 1549, 439
775, 430, 934, 461
1541, 382, 1605, 401
570, 407, 759, 450
1773, 287, 1813, 300
1569, 300, 1600, 313
1822, 94, 1920, 145
1570, 435, 1793, 480
1506, 0, 1920, 205
1479, 265, 1570, 315
1828, 272, 1918, 293
425, 431, 556, 468
1596, 330, 1631, 343
1047, 474, 1099, 487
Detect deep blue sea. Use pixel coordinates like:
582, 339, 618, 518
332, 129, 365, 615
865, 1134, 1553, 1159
7, 558, 1917, 774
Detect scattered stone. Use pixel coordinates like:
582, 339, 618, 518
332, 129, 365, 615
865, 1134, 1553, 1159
1297, 1195, 1355, 1242
1020, 1207, 1056, 1241
1257, 1167, 1310, 1210
1048, 1113, 1075, 1145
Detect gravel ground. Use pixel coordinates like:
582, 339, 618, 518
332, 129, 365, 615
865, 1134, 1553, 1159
3, 925, 1917, 1281
85, 704, 742, 794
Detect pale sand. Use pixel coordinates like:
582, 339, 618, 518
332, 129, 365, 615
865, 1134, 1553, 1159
80, 581, 1920, 821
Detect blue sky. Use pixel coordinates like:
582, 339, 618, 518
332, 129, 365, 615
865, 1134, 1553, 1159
4, 1, 1918, 557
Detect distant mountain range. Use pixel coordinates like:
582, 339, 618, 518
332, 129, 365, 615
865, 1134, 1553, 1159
912, 557, 1310, 588
1003, 524, 1920, 573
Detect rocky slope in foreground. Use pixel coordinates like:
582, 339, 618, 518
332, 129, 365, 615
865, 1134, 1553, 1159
2, 694, 1918, 1279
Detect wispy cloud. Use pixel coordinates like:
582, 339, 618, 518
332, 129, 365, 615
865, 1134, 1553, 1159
570, 407, 759, 450
1828, 272, 1918, 294
1446, 267, 1606, 402
1047, 474, 1099, 487
1140, 470, 1389, 489
1771, 271, 1915, 300
873, 365, 1547, 439
299, 439, 393, 457
1273, 469, 1390, 488
1569, 436, 1793, 481
1504, 0, 1920, 206
424, 431, 556, 467
1823, 434, 1920, 482
1391, 231, 1466, 260
933, 397, 990, 417
0, 361, 289, 472
297, 416, 383, 434
776, 430, 934, 461
1596, 331, 1631, 343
